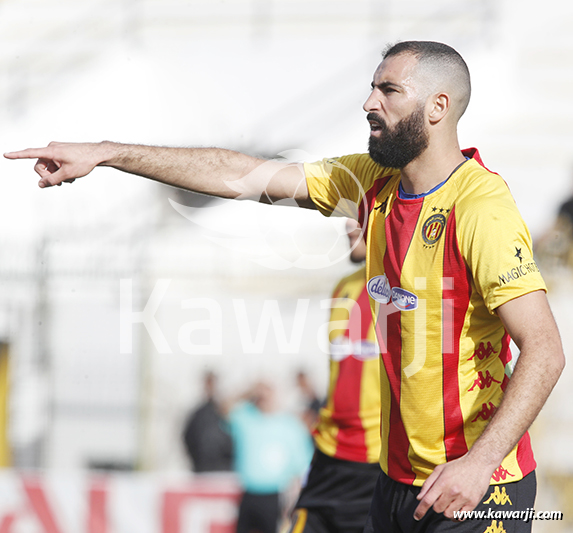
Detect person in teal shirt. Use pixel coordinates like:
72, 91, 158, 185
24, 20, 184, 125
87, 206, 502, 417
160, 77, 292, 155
228, 382, 314, 533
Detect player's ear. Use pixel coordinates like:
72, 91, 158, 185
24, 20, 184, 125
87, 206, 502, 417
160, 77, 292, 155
427, 93, 450, 124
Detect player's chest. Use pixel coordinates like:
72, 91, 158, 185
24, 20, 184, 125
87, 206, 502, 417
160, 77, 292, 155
366, 194, 457, 277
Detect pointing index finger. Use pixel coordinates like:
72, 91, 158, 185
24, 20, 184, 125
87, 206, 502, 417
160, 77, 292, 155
4, 147, 50, 160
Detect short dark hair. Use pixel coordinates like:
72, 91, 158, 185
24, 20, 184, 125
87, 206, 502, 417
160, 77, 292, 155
383, 41, 464, 63
383, 41, 471, 120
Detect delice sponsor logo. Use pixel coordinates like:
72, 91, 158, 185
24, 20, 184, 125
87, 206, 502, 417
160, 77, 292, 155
367, 275, 392, 304
367, 276, 419, 311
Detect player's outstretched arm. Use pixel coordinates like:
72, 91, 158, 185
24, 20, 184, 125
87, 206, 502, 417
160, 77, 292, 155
414, 289, 565, 521
4, 141, 315, 208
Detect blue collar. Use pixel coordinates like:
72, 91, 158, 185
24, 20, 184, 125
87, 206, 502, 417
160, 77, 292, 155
398, 158, 469, 200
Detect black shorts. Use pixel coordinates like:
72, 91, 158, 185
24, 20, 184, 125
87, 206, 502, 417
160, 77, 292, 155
289, 449, 381, 533
236, 491, 280, 533
363, 470, 537, 533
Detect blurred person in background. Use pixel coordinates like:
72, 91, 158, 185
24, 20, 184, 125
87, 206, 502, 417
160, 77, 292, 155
534, 184, 573, 280
226, 381, 313, 533
182, 370, 234, 473
294, 370, 322, 432
289, 219, 380, 533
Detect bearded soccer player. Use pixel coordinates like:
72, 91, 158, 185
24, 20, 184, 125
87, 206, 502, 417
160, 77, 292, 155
289, 220, 381, 533
6, 41, 565, 532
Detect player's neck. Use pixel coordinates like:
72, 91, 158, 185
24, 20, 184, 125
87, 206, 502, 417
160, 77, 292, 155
400, 140, 465, 196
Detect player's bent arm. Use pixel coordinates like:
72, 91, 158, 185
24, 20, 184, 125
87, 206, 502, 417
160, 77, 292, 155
414, 290, 565, 521
465, 289, 565, 471
4, 141, 315, 208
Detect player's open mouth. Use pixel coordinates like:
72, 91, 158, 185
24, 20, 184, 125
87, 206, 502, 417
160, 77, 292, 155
368, 122, 384, 138
367, 113, 384, 135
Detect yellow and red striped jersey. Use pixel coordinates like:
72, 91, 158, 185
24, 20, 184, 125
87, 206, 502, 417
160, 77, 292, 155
305, 149, 546, 487
313, 267, 381, 463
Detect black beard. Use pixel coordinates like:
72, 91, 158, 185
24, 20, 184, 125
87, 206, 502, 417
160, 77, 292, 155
367, 106, 429, 169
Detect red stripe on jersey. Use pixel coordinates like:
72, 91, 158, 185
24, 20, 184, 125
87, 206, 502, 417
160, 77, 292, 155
516, 431, 537, 476
499, 332, 512, 368
499, 330, 535, 476
350, 285, 374, 341
497, 330, 536, 476
331, 286, 371, 462
385, 198, 424, 278
462, 147, 500, 177
381, 198, 424, 482
442, 207, 471, 461
381, 318, 413, 481
499, 333, 511, 392
331, 357, 367, 462
358, 175, 393, 241
461, 147, 481, 165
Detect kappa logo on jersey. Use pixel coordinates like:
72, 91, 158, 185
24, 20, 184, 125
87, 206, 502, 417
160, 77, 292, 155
421, 214, 446, 246
469, 370, 502, 391
367, 275, 392, 304
374, 197, 389, 214
472, 402, 497, 422
468, 341, 498, 361
391, 287, 418, 311
491, 466, 515, 482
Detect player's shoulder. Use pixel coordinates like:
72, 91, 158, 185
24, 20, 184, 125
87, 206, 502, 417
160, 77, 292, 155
452, 159, 516, 212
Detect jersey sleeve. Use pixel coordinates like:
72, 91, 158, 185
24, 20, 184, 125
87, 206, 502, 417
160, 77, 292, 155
304, 154, 386, 218
456, 171, 546, 313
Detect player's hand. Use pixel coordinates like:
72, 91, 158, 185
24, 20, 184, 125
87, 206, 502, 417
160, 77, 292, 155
413, 454, 493, 521
4, 141, 108, 188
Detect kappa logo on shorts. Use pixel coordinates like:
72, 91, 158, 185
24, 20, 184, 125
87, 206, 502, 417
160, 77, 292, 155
421, 213, 446, 247
484, 487, 513, 506
484, 520, 507, 533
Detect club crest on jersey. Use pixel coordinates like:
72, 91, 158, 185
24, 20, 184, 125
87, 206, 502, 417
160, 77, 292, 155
422, 214, 446, 246
367, 275, 391, 304
391, 287, 418, 311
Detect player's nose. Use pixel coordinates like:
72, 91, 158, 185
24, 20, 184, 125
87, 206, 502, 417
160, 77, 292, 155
363, 90, 381, 113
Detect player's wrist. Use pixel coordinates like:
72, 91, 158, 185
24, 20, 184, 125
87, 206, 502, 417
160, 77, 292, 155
97, 140, 126, 167
465, 439, 507, 475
